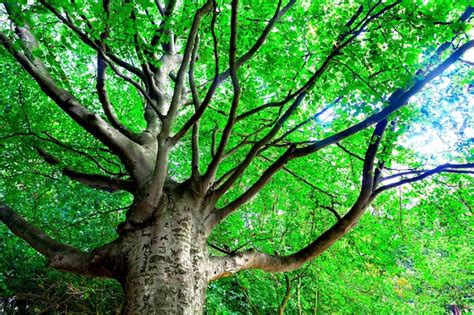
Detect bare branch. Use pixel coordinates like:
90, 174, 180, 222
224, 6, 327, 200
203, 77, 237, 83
190, 35, 201, 177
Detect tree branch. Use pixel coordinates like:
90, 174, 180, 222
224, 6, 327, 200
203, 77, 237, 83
373, 163, 474, 197
37, 148, 135, 193
205, 2, 402, 205
0, 204, 116, 278
133, 1, 214, 224
190, 35, 201, 177
39, 0, 144, 79
293, 40, 474, 158
209, 120, 388, 277
0, 30, 143, 179
211, 36, 473, 223
161, 0, 213, 136
96, 51, 140, 143
170, 0, 296, 144
201, 0, 241, 190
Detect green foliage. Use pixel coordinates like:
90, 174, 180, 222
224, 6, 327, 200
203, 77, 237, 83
1, 0, 473, 313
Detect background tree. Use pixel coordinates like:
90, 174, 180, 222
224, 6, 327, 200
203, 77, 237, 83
1, 0, 473, 313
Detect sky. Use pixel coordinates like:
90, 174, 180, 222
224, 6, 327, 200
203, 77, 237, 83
403, 46, 473, 165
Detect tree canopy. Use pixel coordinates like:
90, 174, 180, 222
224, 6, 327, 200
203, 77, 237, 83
1, 0, 473, 313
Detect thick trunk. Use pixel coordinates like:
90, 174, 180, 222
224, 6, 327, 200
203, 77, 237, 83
119, 194, 211, 314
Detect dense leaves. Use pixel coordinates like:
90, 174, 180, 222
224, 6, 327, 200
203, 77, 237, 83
1, 0, 473, 313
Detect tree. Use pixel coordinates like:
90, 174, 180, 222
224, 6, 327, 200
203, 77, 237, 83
1, 0, 473, 313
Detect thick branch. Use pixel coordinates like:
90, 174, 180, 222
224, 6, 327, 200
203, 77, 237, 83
0, 31, 142, 178
161, 0, 213, 136
0, 204, 114, 278
133, 1, 214, 223
293, 40, 474, 158
209, 120, 388, 277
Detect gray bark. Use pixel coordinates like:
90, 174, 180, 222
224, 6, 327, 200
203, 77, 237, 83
118, 192, 213, 314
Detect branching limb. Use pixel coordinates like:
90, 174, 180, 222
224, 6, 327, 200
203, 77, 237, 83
210, 117, 473, 279
238, 0, 401, 127
161, 0, 213, 136
102, 58, 162, 137
201, 0, 241, 190
236, 0, 294, 67
209, 120, 388, 278
373, 163, 474, 197
0, 204, 116, 278
293, 39, 474, 158
213, 54, 472, 223
206, 2, 401, 204
133, 0, 214, 224
171, 0, 296, 144
37, 148, 135, 193
39, 0, 144, 79
208, 146, 296, 227
0, 27, 143, 180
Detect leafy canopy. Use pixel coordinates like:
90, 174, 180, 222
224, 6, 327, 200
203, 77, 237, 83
1, 0, 473, 313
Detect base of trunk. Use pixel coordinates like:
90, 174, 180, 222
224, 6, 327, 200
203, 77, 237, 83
124, 274, 207, 314
120, 203, 210, 314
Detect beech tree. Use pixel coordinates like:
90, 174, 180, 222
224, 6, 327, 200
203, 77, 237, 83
1, 0, 473, 313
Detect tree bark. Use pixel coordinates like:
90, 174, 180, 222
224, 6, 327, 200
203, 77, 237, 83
118, 193, 212, 314
2, 189, 217, 314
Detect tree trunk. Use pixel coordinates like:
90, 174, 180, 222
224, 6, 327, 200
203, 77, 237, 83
119, 194, 211, 314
